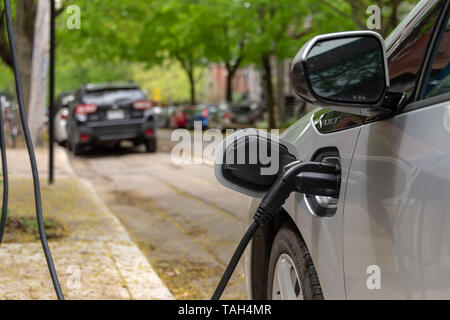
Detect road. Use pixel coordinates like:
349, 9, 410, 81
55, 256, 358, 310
68, 129, 251, 300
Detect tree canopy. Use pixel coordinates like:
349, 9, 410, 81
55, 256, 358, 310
0, 0, 419, 124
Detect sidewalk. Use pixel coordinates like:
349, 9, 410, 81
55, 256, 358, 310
0, 146, 173, 300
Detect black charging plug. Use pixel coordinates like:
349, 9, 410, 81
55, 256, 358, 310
254, 162, 340, 225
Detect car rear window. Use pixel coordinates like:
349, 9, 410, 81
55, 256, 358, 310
231, 106, 251, 113
83, 88, 145, 105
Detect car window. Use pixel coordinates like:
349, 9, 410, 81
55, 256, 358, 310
421, 13, 450, 99
388, 1, 443, 101
83, 88, 145, 105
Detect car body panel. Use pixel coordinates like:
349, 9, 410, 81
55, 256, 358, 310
54, 107, 68, 143
344, 100, 450, 299
245, 109, 361, 299
282, 114, 360, 299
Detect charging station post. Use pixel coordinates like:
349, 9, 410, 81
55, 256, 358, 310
48, 0, 55, 184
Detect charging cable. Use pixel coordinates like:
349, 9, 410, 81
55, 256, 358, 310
212, 161, 340, 300
0, 96, 8, 244
3, 0, 64, 300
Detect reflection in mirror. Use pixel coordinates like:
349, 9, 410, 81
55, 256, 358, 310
306, 36, 385, 103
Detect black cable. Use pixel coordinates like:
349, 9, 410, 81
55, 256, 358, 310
212, 161, 340, 300
3, 0, 64, 300
0, 98, 8, 245
211, 221, 259, 300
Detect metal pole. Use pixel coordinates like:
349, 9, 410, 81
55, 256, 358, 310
49, 0, 55, 184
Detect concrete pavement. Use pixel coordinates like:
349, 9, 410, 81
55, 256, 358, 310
0, 146, 173, 300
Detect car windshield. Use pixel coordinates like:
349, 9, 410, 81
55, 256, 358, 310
84, 88, 145, 105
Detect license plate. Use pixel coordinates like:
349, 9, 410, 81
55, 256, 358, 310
107, 110, 125, 120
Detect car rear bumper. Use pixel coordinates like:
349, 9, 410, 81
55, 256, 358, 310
75, 119, 155, 144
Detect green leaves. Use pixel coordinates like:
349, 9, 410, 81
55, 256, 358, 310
50, 0, 417, 102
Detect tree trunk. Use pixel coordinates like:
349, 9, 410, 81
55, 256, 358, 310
187, 69, 196, 105
276, 58, 285, 125
29, 0, 50, 146
225, 57, 243, 104
262, 53, 275, 129
226, 72, 233, 103
14, 0, 37, 114
225, 64, 235, 104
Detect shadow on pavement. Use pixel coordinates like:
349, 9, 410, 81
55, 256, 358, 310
70, 144, 149, 159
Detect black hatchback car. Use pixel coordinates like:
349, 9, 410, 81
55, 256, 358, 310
67, 83, 157, 155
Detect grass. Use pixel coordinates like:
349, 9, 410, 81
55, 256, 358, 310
4, 215, 67, 243
0, 178, 90, 244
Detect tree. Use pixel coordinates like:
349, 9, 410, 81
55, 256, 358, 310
0, 0, 68, 114
0, 0, 37, 113
135, 0, 207, 105
316, 0, 417, 37
243, 0, 313, 128
200, 0, 253, 103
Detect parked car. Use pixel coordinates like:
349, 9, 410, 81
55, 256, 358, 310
151, 105, 177, 128
185, 104, 217, 130
54, 91, 75, 146
169, 105, 190, 129
0, 92, 18, 147
210, 102, 259, 130
66, 83, 157, 155
235, 0, 450, 300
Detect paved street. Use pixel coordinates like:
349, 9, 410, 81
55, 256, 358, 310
68, 129, 251, 299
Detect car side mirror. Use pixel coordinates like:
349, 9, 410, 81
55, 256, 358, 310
291, 31, 391, 116
215, 129, 299, 198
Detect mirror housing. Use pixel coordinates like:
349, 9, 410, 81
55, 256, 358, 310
215, 129, 299, 198
291, 31, 391, 116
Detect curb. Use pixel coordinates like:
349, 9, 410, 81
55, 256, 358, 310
60, 148, 174, 300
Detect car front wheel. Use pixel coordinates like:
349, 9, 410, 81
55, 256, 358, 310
267, 223, 323, 300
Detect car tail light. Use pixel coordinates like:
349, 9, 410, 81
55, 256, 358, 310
223, 111, 230, 119
202, 108, 209, 118
145, 129, 154, 136
60, 110, 68, 120
80, 133, 90, 142
133, 100, 152, 110
75, 104, 97, 115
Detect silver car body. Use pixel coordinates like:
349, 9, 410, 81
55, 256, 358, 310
54, 107, 69, 144
245, 0, 450, 299
54, 92, 75, 144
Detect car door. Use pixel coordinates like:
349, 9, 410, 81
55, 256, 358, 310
344, 1, 450, 299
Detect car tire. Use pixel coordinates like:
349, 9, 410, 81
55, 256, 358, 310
267, 223, 323, 300
145, 139, 157, 153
